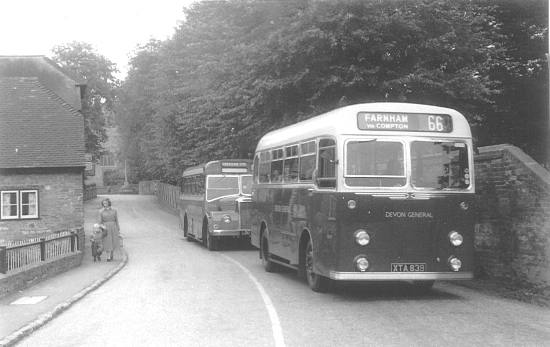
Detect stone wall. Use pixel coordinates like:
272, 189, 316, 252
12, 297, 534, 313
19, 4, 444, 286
0, 168, 84, 242
474, 144, 550, 288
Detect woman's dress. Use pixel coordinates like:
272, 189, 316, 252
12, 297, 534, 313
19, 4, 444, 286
99, 208, 120, 252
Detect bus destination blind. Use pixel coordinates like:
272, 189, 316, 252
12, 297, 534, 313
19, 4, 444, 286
357, 112, 453, 132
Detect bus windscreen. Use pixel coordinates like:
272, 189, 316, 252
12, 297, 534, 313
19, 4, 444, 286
345, 140, 406, 187
206, 176, 239, 200
411, 141, 470, 189
241, 176, 253, 195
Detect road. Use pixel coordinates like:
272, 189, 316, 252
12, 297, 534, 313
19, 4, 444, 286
17, 195, 550, 346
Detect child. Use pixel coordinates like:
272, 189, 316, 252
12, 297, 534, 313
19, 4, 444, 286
91, 223, 105, 262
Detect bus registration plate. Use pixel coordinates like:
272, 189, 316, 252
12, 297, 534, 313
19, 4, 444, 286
391, 263, 426, 272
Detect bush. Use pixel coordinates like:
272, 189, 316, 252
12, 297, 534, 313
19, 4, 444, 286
103, 169, 125, 186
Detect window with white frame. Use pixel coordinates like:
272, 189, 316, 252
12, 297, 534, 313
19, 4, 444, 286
1, 190, 39, 220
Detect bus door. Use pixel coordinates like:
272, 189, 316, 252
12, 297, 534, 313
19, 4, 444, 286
308, 138, 338, 267
264, 149, 284, 257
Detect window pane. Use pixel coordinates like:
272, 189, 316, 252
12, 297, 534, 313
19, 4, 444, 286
319, 138, 335, 147
1, 192, 18, 218
3, 192, 16, 205
411, 142, 470, 189
272, 149, 283, 160
299, 155, 316, 181
253, 155, 260, 183
346, 141, 404, 176
206, 176, 239, 200
241, 176, 253, 194
285, 145, 298, 157
259, 162, 270, 183
271, 160, 283, 182
283, 158, 299, 182
300, 141, 316, 154
318, 147, 336, 178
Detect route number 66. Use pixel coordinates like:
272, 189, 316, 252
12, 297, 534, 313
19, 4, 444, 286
428, 115, 445, 132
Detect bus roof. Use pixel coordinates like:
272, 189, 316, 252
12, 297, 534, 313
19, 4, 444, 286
182, 159, 252, 177
256, 103, 472, 151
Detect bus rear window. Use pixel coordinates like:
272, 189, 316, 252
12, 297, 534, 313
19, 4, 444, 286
206, 176, 239, 200
345, 140, 405, 187
411, 142, 470, 189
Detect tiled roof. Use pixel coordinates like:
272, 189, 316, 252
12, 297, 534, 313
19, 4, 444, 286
0, 77, 85, 169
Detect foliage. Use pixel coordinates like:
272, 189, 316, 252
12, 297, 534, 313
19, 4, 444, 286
116, 0, 548, 183
103, 169, 125, 186
52, 42, 120, 159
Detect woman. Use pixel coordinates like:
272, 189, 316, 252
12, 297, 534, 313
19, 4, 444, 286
98, 198, 120, 261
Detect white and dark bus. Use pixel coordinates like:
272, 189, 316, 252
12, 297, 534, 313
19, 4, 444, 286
250, 103, 475, 291
178, 159, 253, 250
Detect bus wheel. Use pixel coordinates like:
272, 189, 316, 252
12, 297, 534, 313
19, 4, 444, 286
412, 280, 435, 293
183, 216, 192, 241
261, 234, 277, 272
207, 233, 218, 251
202, 222, 208, 248
305, 238, 331, 292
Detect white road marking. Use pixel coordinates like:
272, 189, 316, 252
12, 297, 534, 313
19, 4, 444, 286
221, 254, 286, 347
10, 296, 48, 305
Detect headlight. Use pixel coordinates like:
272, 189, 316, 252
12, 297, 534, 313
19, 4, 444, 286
448, 257, 462, 271
354, 229, 370, 246
347, 200, 357, 209
355, 257, 369, 272
222, 214, 232, 223
449, 231, 463, 246
459, 201, 469, 210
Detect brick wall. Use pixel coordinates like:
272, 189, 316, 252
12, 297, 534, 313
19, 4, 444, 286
0, 251, 83, 298
0, 227, 84, 298
0, 168, 84, 242
474, 144, 550, 288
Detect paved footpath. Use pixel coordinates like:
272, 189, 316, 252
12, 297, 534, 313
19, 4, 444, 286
0, 196, 127, 347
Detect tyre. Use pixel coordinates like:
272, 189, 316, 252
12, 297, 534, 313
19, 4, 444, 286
207, 233, 218, 251
202, 221, 208, 248
183, 216, 192, 242
304, 238, 332, 292
261, 234, 277, 272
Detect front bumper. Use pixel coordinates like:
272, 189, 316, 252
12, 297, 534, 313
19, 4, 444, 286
210, 229, 251, 237
329, 271, 473, 281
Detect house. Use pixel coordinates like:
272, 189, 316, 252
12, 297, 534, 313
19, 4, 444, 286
0, 56, 86, 242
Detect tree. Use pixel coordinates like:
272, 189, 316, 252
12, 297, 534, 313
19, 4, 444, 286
52, 42, 120, 159
116, 0, 548, 183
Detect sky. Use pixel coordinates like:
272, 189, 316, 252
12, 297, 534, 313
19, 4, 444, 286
0, 0, 198, 78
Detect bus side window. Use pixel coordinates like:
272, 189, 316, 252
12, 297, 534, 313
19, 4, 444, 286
299, 141, 316, 181
198, 176, 205, 194
253, 154, 260, 183
283, 145, 299, 182
259, 151, 270, 183
318, 138, 336, 188
271, 149, 283, 183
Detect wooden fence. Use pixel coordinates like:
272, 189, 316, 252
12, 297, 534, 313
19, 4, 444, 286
139, 180, 159, 195
0, 230, 80, 274
156, 182, 180, 211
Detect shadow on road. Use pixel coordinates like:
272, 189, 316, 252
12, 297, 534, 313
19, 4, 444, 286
255, 263, 462, 302
331, 282, 461, 301
179, 236, 462, 302
178, 236, 256, 251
